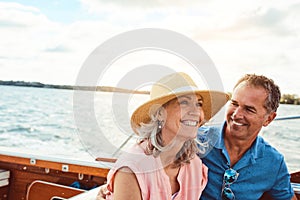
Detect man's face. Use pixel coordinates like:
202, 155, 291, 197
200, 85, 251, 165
225, 83, 275, 141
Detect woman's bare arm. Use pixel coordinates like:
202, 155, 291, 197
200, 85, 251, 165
113, 167, 142, 200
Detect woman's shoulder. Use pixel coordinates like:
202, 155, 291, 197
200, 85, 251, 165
189, 156, 207, 170
112, 143, 160, 173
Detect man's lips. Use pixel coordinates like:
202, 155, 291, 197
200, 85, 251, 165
231, 119, 247, 126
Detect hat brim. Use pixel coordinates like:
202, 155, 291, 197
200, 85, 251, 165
131, 90, 229, 134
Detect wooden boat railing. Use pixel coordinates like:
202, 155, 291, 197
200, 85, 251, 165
0, 148, 114, 200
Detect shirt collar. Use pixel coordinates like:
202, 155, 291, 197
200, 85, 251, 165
216, 122, 265, 159
214, 121, 226, 149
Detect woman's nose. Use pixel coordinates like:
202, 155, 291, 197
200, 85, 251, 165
188, 104, 201, 116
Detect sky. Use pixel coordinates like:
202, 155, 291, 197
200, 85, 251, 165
0, 0, 299, 94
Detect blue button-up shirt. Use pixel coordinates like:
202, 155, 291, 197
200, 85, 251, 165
198, 123, 294, 200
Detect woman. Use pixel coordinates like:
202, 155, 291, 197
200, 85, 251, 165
101, 72, 229, 199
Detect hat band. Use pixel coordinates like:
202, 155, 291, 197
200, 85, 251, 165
169, 86, 199, 94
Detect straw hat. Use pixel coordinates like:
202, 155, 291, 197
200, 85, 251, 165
131, 72, 229, 134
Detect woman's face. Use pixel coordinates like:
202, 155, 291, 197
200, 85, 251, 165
161, 94, 204, 143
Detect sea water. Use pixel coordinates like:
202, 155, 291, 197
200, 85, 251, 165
0, 85, 299, 172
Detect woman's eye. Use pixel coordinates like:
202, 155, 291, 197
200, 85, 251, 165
179, 100, 188, 105
197, 102, 203, 107
231, 101, 238, 106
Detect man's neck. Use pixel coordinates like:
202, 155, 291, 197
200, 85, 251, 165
223, 132, 257, 167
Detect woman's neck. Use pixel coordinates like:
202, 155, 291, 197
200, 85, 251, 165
159, 139, 184, 166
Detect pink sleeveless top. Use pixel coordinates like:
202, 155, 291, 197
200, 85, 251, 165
106, 143, 208, 200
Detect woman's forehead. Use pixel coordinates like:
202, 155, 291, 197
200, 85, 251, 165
177, 94, 203, 100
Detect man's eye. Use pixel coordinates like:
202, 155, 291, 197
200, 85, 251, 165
246, 108, 255, 113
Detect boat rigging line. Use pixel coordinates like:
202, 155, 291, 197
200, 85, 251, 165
274, 115, 300, 121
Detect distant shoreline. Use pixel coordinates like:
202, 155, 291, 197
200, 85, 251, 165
0, 80, 149, 95
1, 80, 299, 104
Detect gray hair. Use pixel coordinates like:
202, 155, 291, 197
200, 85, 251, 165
136, 106, 208, 167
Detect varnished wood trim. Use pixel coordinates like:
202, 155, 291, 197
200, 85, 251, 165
0, 154, 109, 178
95, 157, 117, 163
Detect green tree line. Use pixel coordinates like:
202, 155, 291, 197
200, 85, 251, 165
227, 93, 300, 105
280, 94, 300, 105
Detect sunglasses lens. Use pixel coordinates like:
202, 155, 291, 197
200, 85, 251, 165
224, 168, 238, 184
222, 187, 235, 200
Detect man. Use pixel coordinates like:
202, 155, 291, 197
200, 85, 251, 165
199, 74, 296, 200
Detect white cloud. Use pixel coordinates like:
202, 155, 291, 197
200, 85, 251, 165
0, 1, 299, 94
0, 2, 60, 57
80, 0, 202, 10
0, 2, 121, 84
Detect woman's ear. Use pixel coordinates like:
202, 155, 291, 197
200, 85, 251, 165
158, 107, 166, 121
263, 112, 277, 127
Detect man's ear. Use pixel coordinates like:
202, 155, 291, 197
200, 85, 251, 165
263, 112, 277, 127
